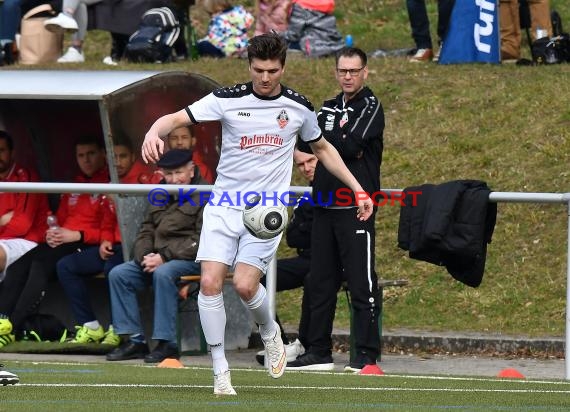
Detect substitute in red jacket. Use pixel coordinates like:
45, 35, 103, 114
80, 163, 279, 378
113, 138, 162, 185
0, 135, 110, 349
0, 130, 50, 283
53, 137, 162, 345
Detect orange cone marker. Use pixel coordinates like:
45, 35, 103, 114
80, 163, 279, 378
497, 368, 525, 379
359, 364, 384, 375
157, 358, 184, 369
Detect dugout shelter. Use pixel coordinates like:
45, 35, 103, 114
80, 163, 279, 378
0, 70, 252, 351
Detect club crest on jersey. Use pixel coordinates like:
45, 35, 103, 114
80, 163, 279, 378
339, 111, 349, 128
276, 109, 289, 129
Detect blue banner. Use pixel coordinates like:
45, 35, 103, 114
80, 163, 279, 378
439, 0, 501, 64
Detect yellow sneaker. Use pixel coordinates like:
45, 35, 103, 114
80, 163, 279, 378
70, 325, 105, 343
0, 333, 15, 348
0, 318, 12, 335
101, 325, 120, 346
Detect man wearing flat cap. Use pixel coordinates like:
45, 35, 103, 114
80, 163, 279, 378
106, 149, 206, 363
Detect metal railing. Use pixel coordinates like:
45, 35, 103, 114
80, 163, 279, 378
1, 182, 569, 378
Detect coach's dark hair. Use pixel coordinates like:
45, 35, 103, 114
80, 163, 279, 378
247, 32, 288, 66
335, 47, 368, 67
0, 130, 14, 151
74, 135, 105, 150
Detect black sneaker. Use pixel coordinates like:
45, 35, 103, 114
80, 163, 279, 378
286, 352, 334, 371
106, 341, 149, 361
144, 340, 180, 363
344, 354, 377, 373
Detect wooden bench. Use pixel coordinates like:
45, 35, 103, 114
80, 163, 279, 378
176, 273, 235, 355
177, 273, 409, 359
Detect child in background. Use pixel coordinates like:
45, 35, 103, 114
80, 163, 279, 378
196, 0, 254, 58
254, 0, 292, 36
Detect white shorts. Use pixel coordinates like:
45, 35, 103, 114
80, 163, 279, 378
196, 205, 282, 273
0, 238, 38, 282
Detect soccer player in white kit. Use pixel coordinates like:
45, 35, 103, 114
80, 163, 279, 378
142, 33, 373, 395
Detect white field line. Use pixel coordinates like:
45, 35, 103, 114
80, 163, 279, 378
13, 383, 570, 394
11, 361, 570, 386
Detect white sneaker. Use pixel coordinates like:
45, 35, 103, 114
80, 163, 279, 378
409, 48, 433, 62
263, 326, 287, 378
0, 365, 19, 386
213, 370, 236, 395
102, 56, 118, 66
285, 339, 305, 362
57, 47, 85, 63
44, 13, 79, 33
256, 338, 305, 365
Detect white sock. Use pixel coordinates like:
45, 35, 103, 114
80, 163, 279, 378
198, 291, 228, 375
84, 320, 100, 330
242, 285, 277, 341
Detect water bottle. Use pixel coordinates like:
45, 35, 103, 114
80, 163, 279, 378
189, 27, 199, 61
536, 26, 548, 40
345, 35, 353, 48
46, 213, 59, 230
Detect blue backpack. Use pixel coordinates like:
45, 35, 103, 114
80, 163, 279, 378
124, 7, 181, 63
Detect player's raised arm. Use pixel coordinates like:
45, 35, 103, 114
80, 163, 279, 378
309, 137, 373, 221
142, 109, 194, 164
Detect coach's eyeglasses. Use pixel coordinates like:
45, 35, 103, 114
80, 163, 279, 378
336, 67, 365, 76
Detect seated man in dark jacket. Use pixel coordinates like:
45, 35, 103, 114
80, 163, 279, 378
106, 149, 205, 363
255, 148, 316, 365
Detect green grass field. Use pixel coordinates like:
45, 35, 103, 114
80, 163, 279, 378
3, 360, 570, 411
2, 0, 570, 340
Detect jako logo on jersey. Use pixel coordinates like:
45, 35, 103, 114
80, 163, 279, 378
277, 109, 289, 129
237, 111, 251, 117
240, 134, 284, 150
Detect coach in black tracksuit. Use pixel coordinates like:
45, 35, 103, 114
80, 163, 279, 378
288, 47, 385, 371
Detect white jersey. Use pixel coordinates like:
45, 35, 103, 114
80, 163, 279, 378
186, 82, 321, 209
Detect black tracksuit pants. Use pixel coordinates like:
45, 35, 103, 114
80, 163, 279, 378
260, 255, 311, 346
306, 207, 380, 360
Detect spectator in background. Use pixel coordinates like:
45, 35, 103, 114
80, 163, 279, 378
112, 138, 162, 184
499, 0, 552, 61
254, 148, 316, 366
0, 130, 50, 284
405, 0, 455, 62
196, 0, 254, 58
167, 125, 215, 184
281, 0, 344, 57
55, 138, 160, 346
254, 0, 292, 36
0, 0, 21, 65
0, 135, 109, 349
43, 0, 103, 63
105, 149, 204, 363
288, 47, 384, 372
97, 0, 189, 65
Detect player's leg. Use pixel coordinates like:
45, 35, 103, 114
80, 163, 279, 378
236, 232, 286, 378
198, 261, 230, 383
196, 205, 239, 395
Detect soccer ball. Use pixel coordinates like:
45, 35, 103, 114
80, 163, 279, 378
242, 195, 288, 239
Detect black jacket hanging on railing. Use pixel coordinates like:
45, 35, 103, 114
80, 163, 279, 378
397, 180, 497, 287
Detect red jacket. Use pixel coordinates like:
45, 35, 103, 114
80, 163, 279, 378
99, 161, 163, 243
55, 168, 110, 244
0, 163, 50, 242
193, 151, 215, 184
100, 195, 121, 244
120, 160, 162, 184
